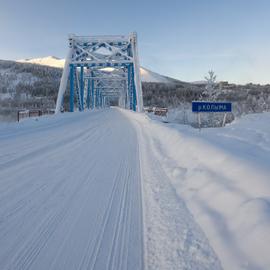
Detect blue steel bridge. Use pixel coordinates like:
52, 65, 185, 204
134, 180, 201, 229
55, 33, 143, 113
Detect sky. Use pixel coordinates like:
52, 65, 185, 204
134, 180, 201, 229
0, 0, 270, 84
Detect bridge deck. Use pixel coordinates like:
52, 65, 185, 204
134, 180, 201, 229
0, 109, 144, 270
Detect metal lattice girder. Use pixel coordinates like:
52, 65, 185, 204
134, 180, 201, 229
56, 33, 143, 113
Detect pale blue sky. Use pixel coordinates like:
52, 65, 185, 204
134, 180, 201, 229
1, 0, 270, 84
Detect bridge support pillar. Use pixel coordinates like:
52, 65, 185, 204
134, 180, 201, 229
69, 64, 74, 112
131, 64, 137, 111
96, 89, 99, 108
87, 78, 90, 109
91, 81, 94, 109
80, 66, 84, 111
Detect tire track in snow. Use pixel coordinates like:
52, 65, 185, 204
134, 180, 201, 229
89, 159, 127, 270
0, 121, 106, 229
0, 119, 107, 172
124, 110, 222, 270
0, 111, 109, 199
1, 150, 101, 269
0, 112, 117, 269
77, 159, 125, 270
0, 121, 104, 197
0, 109, 144, 270
0, 110, 107, 141
5, 169, 95, 270
105, 164, 130, 270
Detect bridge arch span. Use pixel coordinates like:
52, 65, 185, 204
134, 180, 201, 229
55, 33, 143, 113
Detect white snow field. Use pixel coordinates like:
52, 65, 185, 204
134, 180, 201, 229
129, 111, 270, 270
0, 109, 269, 270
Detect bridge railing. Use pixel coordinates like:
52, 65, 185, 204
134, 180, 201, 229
145, 107, 168, 116
17, 109, 55, 122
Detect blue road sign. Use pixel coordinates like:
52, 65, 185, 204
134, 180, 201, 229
192, 101, 232, 113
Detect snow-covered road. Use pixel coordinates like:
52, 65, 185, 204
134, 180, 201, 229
0, 108, 222, 270
0, 110, 144, 270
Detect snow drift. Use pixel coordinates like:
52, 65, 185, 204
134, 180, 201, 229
126, 111, 270, 270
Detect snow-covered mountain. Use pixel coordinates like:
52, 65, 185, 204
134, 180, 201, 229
17, 56, 176, 83
191, 80, 207, 85
140, 67, 172, 83
17, 56, 65, 69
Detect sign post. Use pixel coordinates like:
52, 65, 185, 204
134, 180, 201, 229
197, 112, 201, 130
222, 113, 227, 127
192, 101, 232, 128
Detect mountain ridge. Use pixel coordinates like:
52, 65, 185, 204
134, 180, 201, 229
16, 56, 182, 84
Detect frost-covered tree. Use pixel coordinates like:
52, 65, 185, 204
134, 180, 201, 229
204, 70, 217, 97
257, 92, 267, 112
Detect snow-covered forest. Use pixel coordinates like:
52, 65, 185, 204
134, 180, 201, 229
1, 60, 270, 124
0, 60, 60, 120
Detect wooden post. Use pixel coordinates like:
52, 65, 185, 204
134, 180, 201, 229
222, 113, 227, 127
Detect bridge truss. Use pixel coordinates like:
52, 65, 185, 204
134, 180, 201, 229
55, 33, 143, 113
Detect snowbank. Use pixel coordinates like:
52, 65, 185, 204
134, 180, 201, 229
128, 111, 270, 270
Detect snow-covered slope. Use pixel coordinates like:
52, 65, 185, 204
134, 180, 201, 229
140, 67, 172, 83
17, 56, 176, 83
17, 56, 65, 69
191, 80, 207, 85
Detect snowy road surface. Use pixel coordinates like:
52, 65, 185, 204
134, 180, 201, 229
0, 108, 221, 270
0, 110, 145, 270
1, 109, 269, 269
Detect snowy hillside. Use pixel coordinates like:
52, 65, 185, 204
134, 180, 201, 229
17, 56, 65, 69
17, 56, 178, 83
0, 60, 61, 121
140, 67, 173, 83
